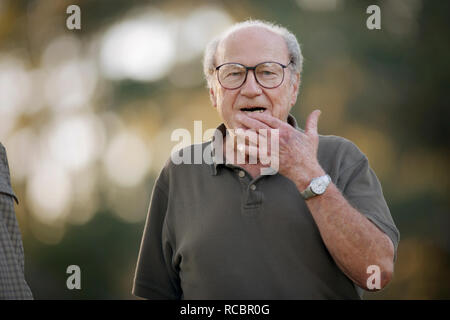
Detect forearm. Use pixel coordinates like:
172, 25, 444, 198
294, 171, 394, 290
240, 110, 395, 289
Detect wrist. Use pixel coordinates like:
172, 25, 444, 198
293, 164, 326, 191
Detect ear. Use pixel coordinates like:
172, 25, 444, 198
290, 72, 300, 107
209, 87, 217, 108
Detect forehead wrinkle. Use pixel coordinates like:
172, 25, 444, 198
216, 27, 289, 66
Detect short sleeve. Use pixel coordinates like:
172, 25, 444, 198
132, 169, 182, 300
336, 143, 400, 262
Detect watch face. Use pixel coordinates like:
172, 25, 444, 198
311, 176, 329, 194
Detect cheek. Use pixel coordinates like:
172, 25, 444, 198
268, 89, 293, 118
283, 81, 296, 104
217, 90, 236, 112
270, 89, 290, 108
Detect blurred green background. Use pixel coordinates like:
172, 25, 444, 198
0, 0, 448, 299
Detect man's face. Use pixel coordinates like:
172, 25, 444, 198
210, 27, 300, 130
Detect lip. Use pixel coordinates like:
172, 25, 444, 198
239, 106, 268, 113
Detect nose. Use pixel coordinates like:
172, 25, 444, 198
240, 70, 262, 97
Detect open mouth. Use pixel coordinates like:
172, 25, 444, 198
240, 106, 266, 113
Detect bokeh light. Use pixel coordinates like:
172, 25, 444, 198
4, 128, 36, 182
0, 0, 447, 300
26, 159, 72, 224
47, 114, 105, 172
100, 9, 176, 81
103, 130, 151, 188
0, 55, 32, 136
176, 6, 233, 63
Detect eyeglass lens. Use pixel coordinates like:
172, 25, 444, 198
218, 62, 284, 89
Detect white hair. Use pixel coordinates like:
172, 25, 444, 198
203, 19, 303, 90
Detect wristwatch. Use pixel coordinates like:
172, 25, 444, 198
300, 174, 331, 200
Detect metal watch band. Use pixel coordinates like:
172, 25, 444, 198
300, 174, 331, 200
300, 187, 316, 200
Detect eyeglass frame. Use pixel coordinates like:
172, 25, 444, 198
215, 60, 293, 90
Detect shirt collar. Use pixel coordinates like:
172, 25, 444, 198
209, 113, 300, 175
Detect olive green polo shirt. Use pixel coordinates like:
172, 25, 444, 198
132, 115, 399, 300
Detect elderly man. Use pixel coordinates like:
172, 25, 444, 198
133, 20, 399, 299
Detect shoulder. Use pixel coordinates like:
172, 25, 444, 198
0, 142, 18, 203
165, 141, 212, 170
157, 141, 213, 188
0, 142, 7, 166
0, 142, 10, 178
317, 134, 367, 174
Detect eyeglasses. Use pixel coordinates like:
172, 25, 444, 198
215, 61, 292, 90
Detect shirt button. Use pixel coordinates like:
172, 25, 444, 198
250, 184, 256, 191
238, 170, 245, 178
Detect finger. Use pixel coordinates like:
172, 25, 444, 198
236, 113, 270, 131
238, 127, 270, 140
245, 145, 260, 164
243, 143, 270, 156
244, 145, 273, 166
305, 109, 321, 136
259, 128, 268, 138
237, 143, 245, 154
235, 131, 270, 150
236, 144, 254, 166
235, 129, 259, 147
257, 133, 269, 151
246, 112, 287, 129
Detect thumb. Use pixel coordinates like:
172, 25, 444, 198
305, 109, 321, 136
